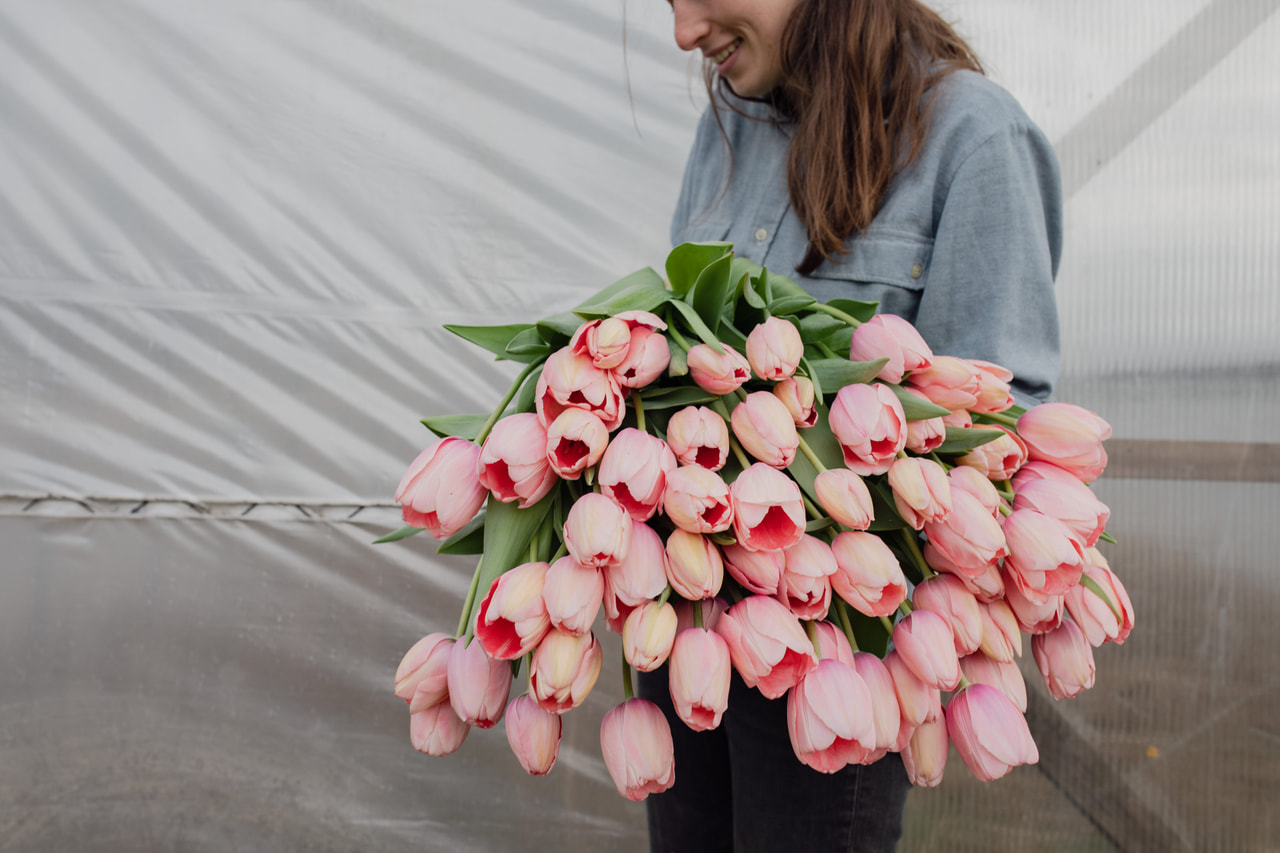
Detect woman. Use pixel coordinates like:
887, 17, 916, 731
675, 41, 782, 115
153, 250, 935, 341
639, 1, 1062, 851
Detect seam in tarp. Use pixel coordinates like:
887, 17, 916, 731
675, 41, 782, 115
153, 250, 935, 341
0, 494, 400, 521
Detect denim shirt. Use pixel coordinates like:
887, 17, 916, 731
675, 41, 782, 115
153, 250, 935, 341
671, 70, 1063, 405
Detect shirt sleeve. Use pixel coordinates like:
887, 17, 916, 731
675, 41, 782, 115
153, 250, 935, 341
912, 120, 1064, 406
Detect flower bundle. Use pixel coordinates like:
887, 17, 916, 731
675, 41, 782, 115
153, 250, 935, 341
384, 243, 1132, 797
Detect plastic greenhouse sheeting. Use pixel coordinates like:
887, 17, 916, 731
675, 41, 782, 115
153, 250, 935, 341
2, 0, 1278, 850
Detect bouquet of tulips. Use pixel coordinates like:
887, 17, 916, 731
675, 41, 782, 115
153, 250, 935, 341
384, 242, 1133, 799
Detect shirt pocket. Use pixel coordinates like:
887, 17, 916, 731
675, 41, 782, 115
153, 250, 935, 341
675, 215, 732, 245
804, 234, 933, 320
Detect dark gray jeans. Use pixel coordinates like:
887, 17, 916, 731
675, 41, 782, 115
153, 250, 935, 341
637, 666, 911, 853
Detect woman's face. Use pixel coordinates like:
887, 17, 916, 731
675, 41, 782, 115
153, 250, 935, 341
668, 0, 802, 98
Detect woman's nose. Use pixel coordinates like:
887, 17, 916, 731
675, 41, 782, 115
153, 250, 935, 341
671, 2, 710, 52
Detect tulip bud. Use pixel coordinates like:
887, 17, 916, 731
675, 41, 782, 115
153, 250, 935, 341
395, 437, 487, 538
722, 541, 785, 596
1064, 549, 1133, 646
395, 633, 455, 705
474, 561, 552, 660
811, 620, 856, 665
968, 359, 1016, 414
597, 428, 677, 521
666, 406, 729, 471
1002, 570, 1064, 635
600, 698, 676, 801
745, 315, 804, 380
948, 465, 1003, 518
906, 356, 981, 411
1016, 402, 1111, 483
901, 715, 949, 787
478, 412, 559, 509
892, 609, 961, 691
1032, 619, 1096, 699
813, 468, 875, 531
960, 652, 1028, 713
1002, 509, 1086, 604
777, 534, 837, 620
716, 595, 817, 699
504, 694, 562, 775
663, 465, 735, 534
884, 649, 942, 728
665, 529, 724, 600
921, 489, 1007, 579
622, 600, 678, 672
564, 493, 633, 568
668, 627, 732, 731
853, 652, 902, 759
773, 376, 818, 427
570, 317, 632, 369
545, 408, 609, 480
786, 660, 877, 773
729, 462, 806, 551
829, 531, 907, 618
602, 521, 670, 626
1013, 477, 1110, 548
447, 637, 512, 729
686, 342, 751, 395
409, 699, 471, 757
731, 391, 800, 468
887, 456, 952, 530
847, 314, 933, 384
530, 628, 603, 715
614, 326, 671, 388
977, 598, 1023, 663
945, 683, 1039, 781
912, 574, 983, 657
828, 383, 907, 475
542, 556, 604, 637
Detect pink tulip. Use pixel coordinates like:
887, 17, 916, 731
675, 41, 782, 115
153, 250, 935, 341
946, 683, 1039, 781
853, 652, 903, 760
716, 595, 818, 699
665, 529, 724, 600
943, 408, 973, 429
777, 534, 837, 621
1013, 477, 1110, 547
622, 600, 678, 672
934, 554, 1005, 603
948, 465, 1003, 518
730, 462, 806, 551
967, 359, 1016, 414
1016, 402, 1112, 483
542, 556, 604, 637
666, 406, 729, 471
668, 627, 732, 731
474, 561, 552, 660
773, 375, 818, 427
884, 649, 942, 728
829, 531, 907, 618
731, 391, 800, 468
828, 383, 907, 475
892, 609, 961, 691
1065, 548, 1134, 645
614, 325, 671, 389
447, 637, 512, 728
1002, 570, 1064, 634
960, 653, 1028, 713
395, 437, 487, 538
957, 426, 1028, 482
409, 698, 470, 756
477, 413, 559, 509
847, 314, 933, 384
394, 632, 455, 704
570, 316, 633, 369
912, 574, 983, 656
1002, 509, 1086, 604
602, 521, 670, 627
504, 694, 562, 775
530, 628, 603, 715
544, 408, 609, 480
600, 698, 676, 801
887, 456, 952, 530
663, 464, 734, 534
900, 715, 949, 787
787, 659, 877, 773
1032, 619, 1096, 699
722, 542, 784, 596
686, 342, 751, 395
976, 599, 1023, 663
811, 620, 856, 665
563, 492, 633, 568
905, 413, 947, 455
745, 315, 804, 380
813, 468, 875, 531
536, 346, 626, 431
921, 489, 1008, 579
597, 428, 677, 521
906, 356, 981, 411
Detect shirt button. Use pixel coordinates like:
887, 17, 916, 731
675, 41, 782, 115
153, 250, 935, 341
910, 263, 923, 279
754, 227, 768, 243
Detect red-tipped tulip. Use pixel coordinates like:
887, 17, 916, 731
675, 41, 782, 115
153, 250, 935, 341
477, 413, 558, 509
945, 683, 1039, 781
829, 531, 907, 618
475, 561, 552, 660
666, 405, 729, 471
395, 437, 487, 538
600, 698, 676, 801
668, 627, 732, 731
730, 462, 806, 551
597, 428, 677, 521
446, 637, 512, 728
828, 383, 907, 475
545, 408, 609, 480
687, 342, 751, 395
777, 534, 837, 620
564, 492, 633, 568
664, 464, 735, 534
530, 628, 603, 715
536, 346, 626, 431
716, 595, 817, 699
504, 694, 562, 775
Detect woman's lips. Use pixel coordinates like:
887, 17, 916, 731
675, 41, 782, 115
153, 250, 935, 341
710, 36, 743, 68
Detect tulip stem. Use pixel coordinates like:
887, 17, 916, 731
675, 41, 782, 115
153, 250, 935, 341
897, 529, 936, 579
957, 673, 973, 690
801, 492, 826, 522
693, 602, 704, 630
994, 483, 1015, 501
816, 341, 840, 359
658, 585, 673, 606
549, 540, 568, 563
978, 410, 1019, 429
728, 435, 752, 470
456, 555, 485, 638
803, 619, 824, 659
621, 655, 636, 701
834, 597, 861, 652
880, 615, 897, 636
633, 393, 646, 432
796, 434, 828, 474
811, 302, 863, 329
475, 359, 544, 446
665, 314, 693, 353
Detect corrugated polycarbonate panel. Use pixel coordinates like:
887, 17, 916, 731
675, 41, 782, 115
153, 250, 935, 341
3, 0, 1278, 850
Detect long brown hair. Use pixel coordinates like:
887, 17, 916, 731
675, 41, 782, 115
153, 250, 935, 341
707, 0, 983, 275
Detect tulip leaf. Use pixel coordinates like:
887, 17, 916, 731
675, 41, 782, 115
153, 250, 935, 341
797, 313, 847, 343
536, 312, 583, 345
466, 491, 558, 641
884, 382, 950, 421
666, 335, 689, 377
639, 386, 717, 410
847, 606, 891, 657
867, 482, 908, 532
825, 298, 879, 325
809, 358, 889, 391
786, 405, 845, 502
573, 267, 670, 318
687, 253, 735, 335
505, 327, 552, 359
668, 299, 725, 352
421, 414, 487, 440
800, 355, 823, 401
766, 273, 816, 315
1098, 530, 1117, 544
737, 262, 767, 310
665, 242, 733, 297
372, 524, 425, 544
1080, 573, 1121, 620
437, 512, 487, 555
934, 427, 1002, 455
770, 295, 818, 315
444, 323, 537, 362
716, 317, 749, 352
514, 365, 540, 414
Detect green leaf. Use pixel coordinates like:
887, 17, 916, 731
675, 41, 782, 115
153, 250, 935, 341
1080, 573, 1121, 619
884, 383, 950, 421
372, 524, 424, 544
867, 481, 908, 532
735, 260, 767, 309
1098, 530, 1117, 545
687, 253, 735, 335
437, 512, 486, 555
808, 358, 889, 392
666, 335, 689, 377
639, 386, 717, 410
786, 405, 845, 502
770, 295, 818, 316
848, 607, 891, 657
505, 326, 552, 359
420, 414, 487, 440
668, 299, 724, 351
934, 426, 1003, 455
665, 242, 733, 297
514, 364, 541, 414
800, 354, 822, 401
466, 491, 558, 640
716, 318, 749, 352
825, 298, 879, 324
573, 267, 669, 318
536, 312, 583, 345
796, 313, 847, 344
444, 323, 535, 361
